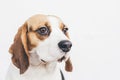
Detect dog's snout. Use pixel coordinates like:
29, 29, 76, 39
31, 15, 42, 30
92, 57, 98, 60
58, 40, 72, 52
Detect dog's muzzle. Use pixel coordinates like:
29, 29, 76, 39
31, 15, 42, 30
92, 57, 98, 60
58, 40, 72, 52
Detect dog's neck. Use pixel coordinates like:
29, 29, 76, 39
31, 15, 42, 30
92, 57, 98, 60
21, 62, 61, 80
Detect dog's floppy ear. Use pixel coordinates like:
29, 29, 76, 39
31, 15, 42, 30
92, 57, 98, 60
9, 22, 29, 74
64, 29, 73, 72
65, 58, 73, 72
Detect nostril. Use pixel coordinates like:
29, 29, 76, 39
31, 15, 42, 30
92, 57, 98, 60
58, 40, 72, 52
67, 42, 72, 48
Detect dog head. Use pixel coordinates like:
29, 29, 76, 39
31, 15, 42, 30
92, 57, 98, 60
9, 14, 73, 74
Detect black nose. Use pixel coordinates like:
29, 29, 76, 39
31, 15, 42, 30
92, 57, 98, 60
58, 40, 72, 52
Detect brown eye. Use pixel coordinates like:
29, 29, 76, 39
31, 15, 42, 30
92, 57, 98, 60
36, 27, 49, 36
62, 27, 68, 34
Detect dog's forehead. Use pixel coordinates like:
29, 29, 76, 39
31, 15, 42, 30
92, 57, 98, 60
26, 14, 63, 31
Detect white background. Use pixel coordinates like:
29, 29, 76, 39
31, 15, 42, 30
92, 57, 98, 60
0, 0, 120, 80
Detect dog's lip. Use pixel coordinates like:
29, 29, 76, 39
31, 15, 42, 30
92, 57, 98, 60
40, 55, 66, 63
41, 59, 47, 64
58, 56, 66, 62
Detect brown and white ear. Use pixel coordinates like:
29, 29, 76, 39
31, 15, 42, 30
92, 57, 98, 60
64, 31, 73, 72
65, 58, 73, 72
9, 22, 29, 74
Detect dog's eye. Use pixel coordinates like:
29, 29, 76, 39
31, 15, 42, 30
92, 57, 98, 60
62, 27, 68, 34
36, 27, 49, 35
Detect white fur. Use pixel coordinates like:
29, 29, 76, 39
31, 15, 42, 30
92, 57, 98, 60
6, 16, 70, 80
6, 63, 61, 80
30, 16, 69, 63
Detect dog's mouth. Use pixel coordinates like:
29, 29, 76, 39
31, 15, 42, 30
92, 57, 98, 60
41, 59, 47, 64
40, 56, 66, 64
58, 56, 66, 62
40, 55, 66, 64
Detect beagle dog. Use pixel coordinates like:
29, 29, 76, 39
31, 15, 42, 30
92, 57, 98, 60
6, 14, 73, 80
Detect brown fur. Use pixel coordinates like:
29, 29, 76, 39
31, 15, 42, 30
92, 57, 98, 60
27, 14, 48, 31
9, 23, 29, 74
27, 32, 39, 50
65, 58, 73, 72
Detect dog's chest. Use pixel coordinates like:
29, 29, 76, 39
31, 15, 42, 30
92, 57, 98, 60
21, 65, 62, 80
